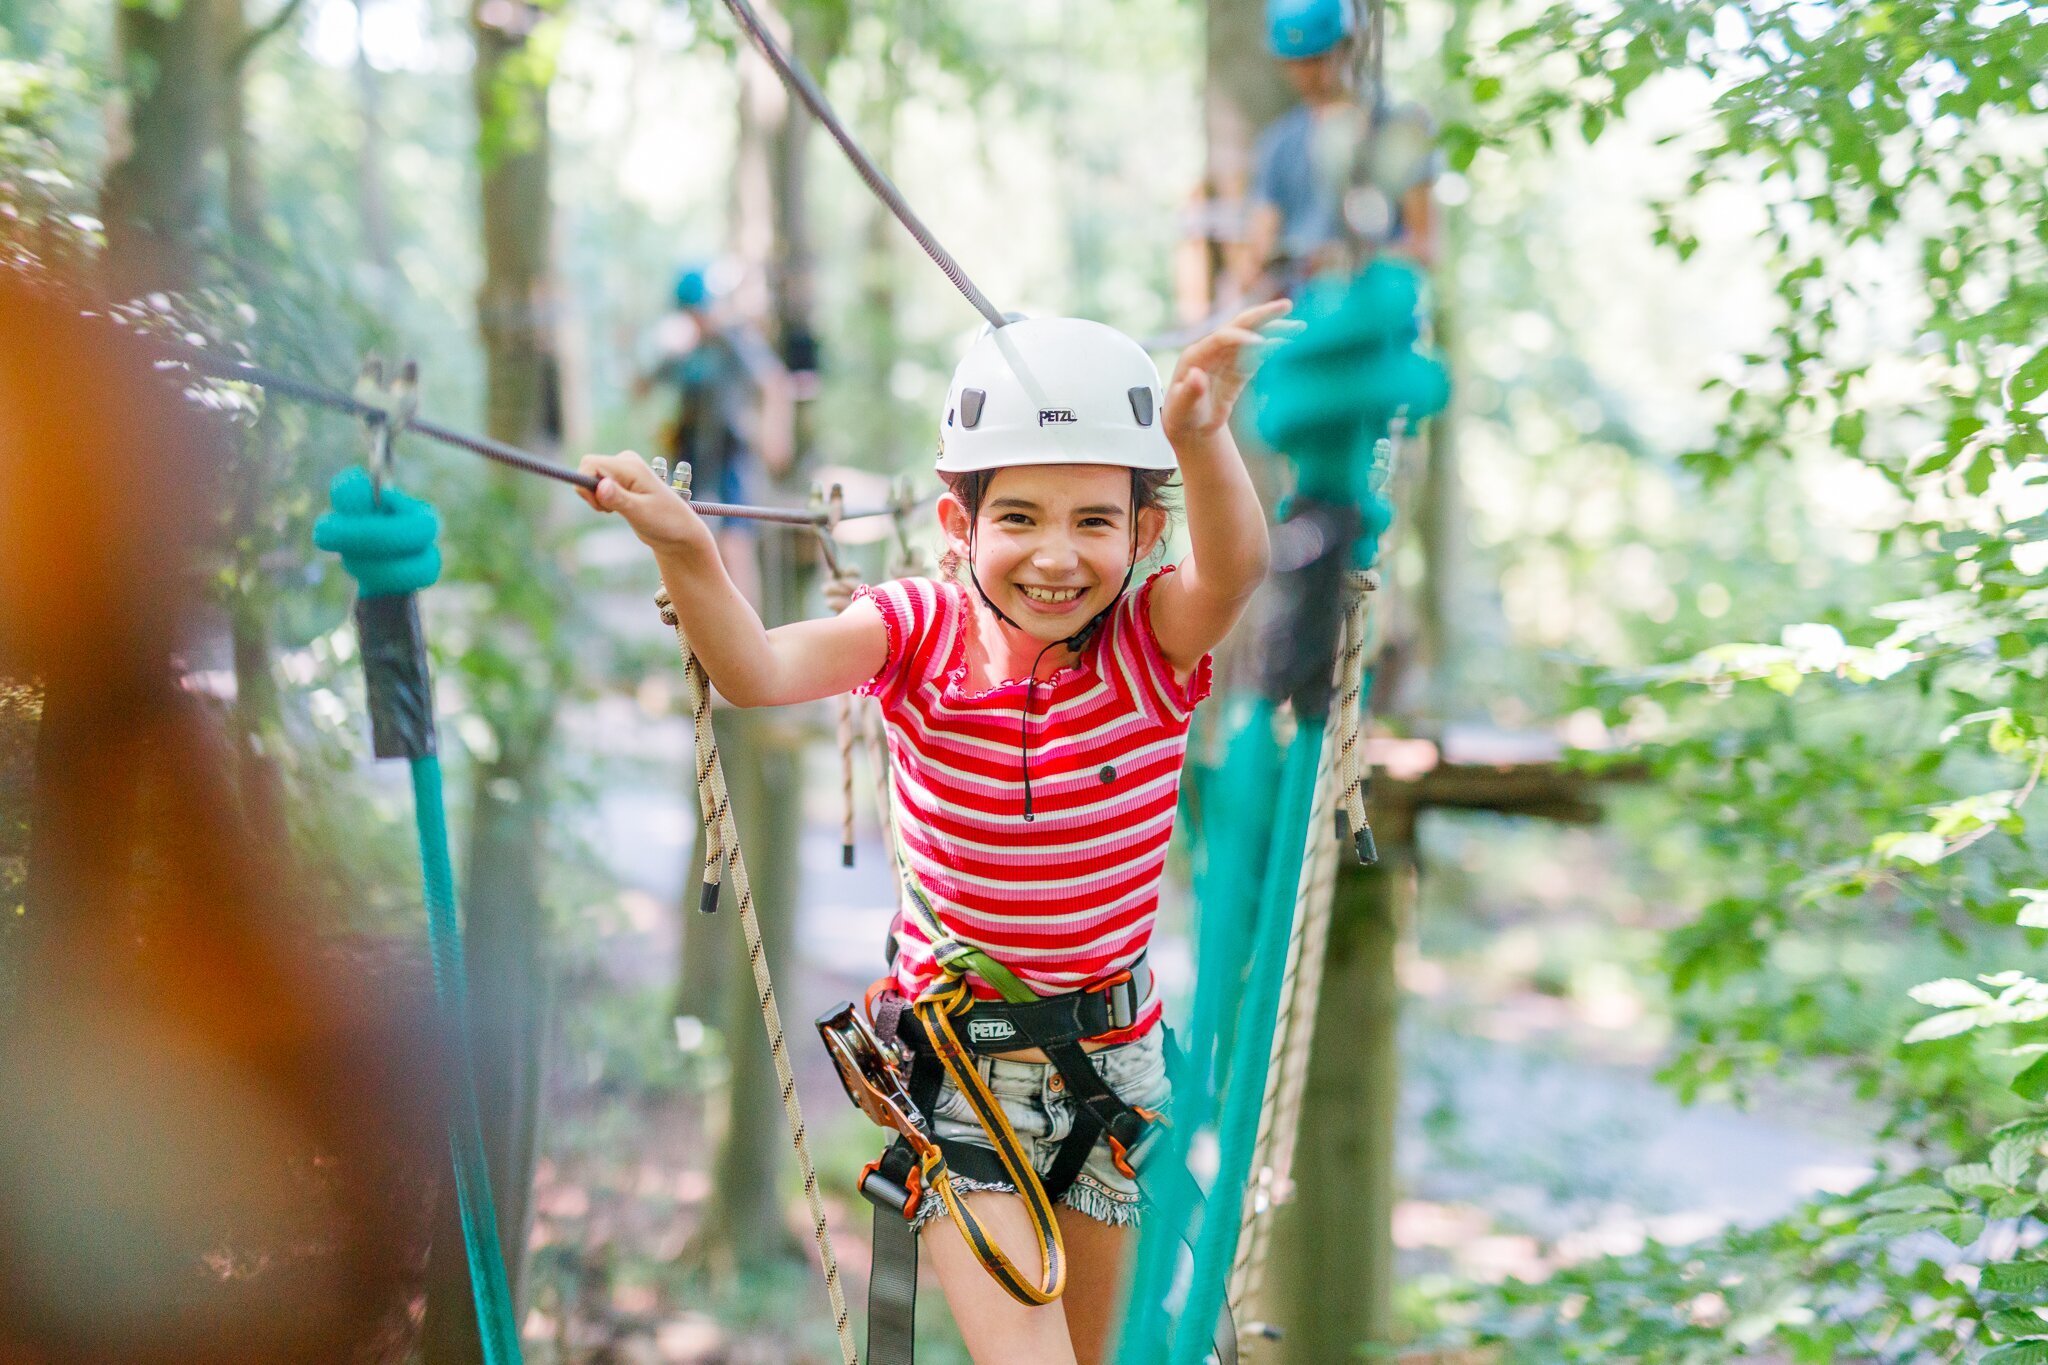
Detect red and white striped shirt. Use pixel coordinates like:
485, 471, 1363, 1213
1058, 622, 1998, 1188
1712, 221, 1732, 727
854, 568, 1213, 1042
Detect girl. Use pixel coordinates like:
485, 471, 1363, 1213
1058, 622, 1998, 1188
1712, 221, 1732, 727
579, 301, 1285, 1364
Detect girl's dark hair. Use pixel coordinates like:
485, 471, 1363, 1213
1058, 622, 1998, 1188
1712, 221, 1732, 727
939, 467, 1178, 521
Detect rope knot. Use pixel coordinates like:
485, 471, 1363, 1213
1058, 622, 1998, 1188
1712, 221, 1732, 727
313, 466, 442, 598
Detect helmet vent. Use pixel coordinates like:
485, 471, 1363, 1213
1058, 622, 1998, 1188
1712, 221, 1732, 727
1128, 386, 1154, 427
960, 388, 986, 429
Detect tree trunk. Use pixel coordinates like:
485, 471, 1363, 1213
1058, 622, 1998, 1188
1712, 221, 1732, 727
421, 5, 561, 1355
1264, 845, 1409, 1361
849, 46, 903, 461
681, 0, 843, 1278
356, 3, 395, 274
684, 706, 804, 1273
102, 0, 223, 298
1204, 0, 1294, 307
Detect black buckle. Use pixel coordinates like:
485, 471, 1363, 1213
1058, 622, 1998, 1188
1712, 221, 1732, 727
1100, 971, 1143, 1032
860, 1161, 917, 1217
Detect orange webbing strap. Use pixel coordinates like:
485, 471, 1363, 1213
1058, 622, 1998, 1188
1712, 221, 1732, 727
912, 975, 1067, 1306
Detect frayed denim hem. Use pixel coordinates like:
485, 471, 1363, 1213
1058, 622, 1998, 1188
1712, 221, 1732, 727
909, 1175, 1146, 1235
1060, 1174, 1145, 1229
908, 1177, 1018, 1235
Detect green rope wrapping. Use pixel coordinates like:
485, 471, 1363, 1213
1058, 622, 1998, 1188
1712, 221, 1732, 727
316, 468, 524, 1365
313, 467, 443, 598
1117, 261, 1450, 1364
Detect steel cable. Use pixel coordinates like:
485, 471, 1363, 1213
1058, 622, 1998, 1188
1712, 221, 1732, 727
164, 343, 911, 525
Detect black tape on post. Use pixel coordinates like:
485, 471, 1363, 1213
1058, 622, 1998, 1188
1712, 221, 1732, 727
355, 594, 438, 760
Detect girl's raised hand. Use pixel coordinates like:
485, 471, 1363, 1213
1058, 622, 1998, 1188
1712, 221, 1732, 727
1162, 299, 1300, 443
576, 451, 715, 555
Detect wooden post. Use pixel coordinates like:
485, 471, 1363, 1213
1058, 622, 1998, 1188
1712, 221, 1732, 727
1264, 843, 1410, 1355
1258, 740, 1621, 1362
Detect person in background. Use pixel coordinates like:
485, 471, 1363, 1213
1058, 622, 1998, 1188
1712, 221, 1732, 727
640, 263, 796, 599
1240, 0, 1440, 298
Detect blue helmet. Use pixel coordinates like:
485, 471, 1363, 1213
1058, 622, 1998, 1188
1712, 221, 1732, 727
673, 265, 711, 310
1267, 0, 1352, 58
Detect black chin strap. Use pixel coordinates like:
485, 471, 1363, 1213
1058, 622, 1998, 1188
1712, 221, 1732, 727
965, 474, 1143, 822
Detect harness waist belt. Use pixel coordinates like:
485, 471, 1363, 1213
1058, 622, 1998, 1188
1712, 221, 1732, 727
906, 957, 1153, 1054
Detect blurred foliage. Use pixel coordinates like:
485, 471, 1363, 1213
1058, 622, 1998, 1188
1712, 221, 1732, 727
1432, 0, 2048, 1358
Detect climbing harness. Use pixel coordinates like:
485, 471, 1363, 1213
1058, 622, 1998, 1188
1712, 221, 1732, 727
311, 385, 524, 1365
821, 865, 1238, 1365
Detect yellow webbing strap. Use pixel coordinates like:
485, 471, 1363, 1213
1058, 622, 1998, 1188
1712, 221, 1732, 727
912, 975, 1067, 1305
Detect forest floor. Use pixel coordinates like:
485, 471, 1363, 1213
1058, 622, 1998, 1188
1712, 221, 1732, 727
507, 710, 1878, 1363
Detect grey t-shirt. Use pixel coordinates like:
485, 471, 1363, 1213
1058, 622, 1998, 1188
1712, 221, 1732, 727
1251, 99, 1438, 261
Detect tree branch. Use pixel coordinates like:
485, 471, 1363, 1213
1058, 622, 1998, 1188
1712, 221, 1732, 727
227, 0, 311, 75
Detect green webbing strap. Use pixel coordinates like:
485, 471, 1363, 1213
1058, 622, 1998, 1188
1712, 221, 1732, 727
896, 846, 1037, 1005
315, 468, 525, 1365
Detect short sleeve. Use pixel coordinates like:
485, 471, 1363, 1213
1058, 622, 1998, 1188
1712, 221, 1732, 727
1250, 119, 1287, 210
1113, 566, 1214, 721
850, 577, 947, 705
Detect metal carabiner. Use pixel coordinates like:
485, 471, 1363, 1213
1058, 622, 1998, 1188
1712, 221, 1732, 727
352, 356, 419, 505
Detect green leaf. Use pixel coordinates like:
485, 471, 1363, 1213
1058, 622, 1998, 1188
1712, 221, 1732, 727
1992, 1117, 2048, 1146
1865, 1184, 1954, 1211
1946, 1162, 2003, 1194
1906, 1009, 1987, 1043
1982, 1340, 2048, 1365
1983, 1260, 2048, 1293
2017, 1054, 2048, 1103
1879, 831, 1947, 866
1987, 1311, 2048, 1341
1912, 978, 1996, 1009
1941, 1212, 1986, 1247
1995, 1138, 2039, 1184
2014, 347, 2048, 406
1992, 1192, 2040, 1220
1858, 1209, 1950, 1236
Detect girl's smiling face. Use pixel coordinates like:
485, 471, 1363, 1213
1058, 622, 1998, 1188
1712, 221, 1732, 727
939, 464, 1168, 645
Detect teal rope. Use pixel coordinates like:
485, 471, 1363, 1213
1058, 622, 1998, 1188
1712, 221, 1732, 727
316, 467, 524, 1365
1118, 698, 1282, 1362
1117, 261, 1450, 1364
1170, 726, 1324, 1365
412, 755, 525, 1365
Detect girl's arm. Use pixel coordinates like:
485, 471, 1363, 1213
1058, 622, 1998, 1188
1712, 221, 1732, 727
578, 452, 889, 706
1148, 301, 1290, 670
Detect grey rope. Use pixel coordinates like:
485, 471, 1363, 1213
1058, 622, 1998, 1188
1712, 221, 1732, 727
717, 0, 1008, 331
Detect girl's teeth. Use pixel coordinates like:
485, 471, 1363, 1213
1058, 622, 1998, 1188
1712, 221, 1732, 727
1022, 586, 1083, 603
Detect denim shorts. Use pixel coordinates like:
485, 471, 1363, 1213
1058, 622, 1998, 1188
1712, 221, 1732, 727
909, 1026, 1171, 1232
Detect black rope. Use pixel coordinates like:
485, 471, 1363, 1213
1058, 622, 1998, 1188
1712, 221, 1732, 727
718, 0, 1008, 332
164, 344, 911, 527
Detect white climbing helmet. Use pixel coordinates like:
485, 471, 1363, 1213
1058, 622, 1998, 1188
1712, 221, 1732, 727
937, 316, 1176, 473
